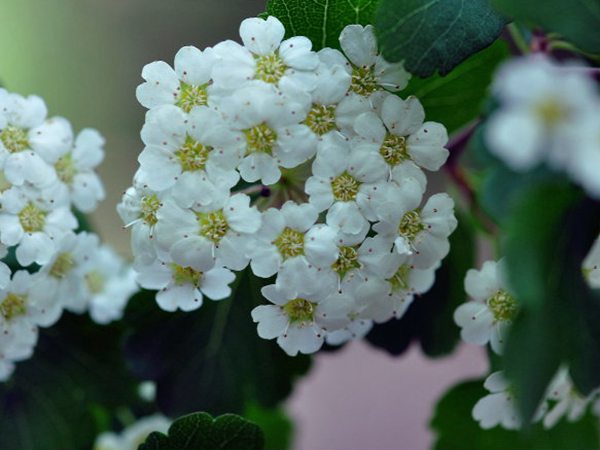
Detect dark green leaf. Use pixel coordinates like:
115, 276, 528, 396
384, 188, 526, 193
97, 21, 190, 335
123, 269, 311, 417
491, 0, 600, 53
139, 412, 264, 450
244, 403, 293, 450
431, 379, 600, 450
375, 0, 506, 77
264, 0, 378, 50
0, 313, 140, 450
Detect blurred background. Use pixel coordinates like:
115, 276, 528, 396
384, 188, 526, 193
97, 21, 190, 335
0, 1, 487, 448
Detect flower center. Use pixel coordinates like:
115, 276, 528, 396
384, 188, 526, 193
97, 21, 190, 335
19, 202, 46, 233
0, 293, 27, 321
331, 246, 360, 278
274, 227, 305, 259
197, 210, 229, 243
0, 172, 12, 192
244, 123, 277, 154
50, 253, 75, 278
177, 82, 208, 113
488, 290, 518, 322
305, 104, 337, 135
254, 53, 287, 84
171, 264, 203, 287
398, 210, 424, 242
534, 99, 566, 127
140, 195, 161, 226
350, 66, 378, 96
0, 126, 29, 153
380, 134, 409, 166
85, 271, 106, 294
331, 172, 361, 202
283, 298, 316, 323
56, 154, 77, 184
175, 135, 211, 172
388, 264, 412, 292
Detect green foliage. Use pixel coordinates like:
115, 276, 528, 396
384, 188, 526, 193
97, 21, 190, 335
375, 0, 506, 77
138, 412, 264, 450
431, 379, 600, 450
492, 0, 600, 53
403, 40, 509, 133
0, 313, 140, 450
264, 0, 378, 50
244, 403, 293, 450
366, 209, 475, 357
123, 269, 311, 417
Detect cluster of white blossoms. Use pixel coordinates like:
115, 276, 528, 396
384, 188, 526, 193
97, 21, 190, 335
486, 55, 600, 198
94, 414, 171, 450
121, 16, 457, 356
455, 260, 600, 429
0, 89, 137, 381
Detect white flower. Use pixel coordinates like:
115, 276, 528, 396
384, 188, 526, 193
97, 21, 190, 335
486, 55, 597, 171
454, 260, 517, 354
94, 414, 171, 450
136, 258, 235, 312
136, 46, 218, 112
473, 371, 522, 430
212, 16, 319, 92
583, 234, 600, 289
566, 109, 600, 199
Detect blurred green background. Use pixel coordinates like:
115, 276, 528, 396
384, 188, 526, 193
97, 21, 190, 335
0, 0, 264, 255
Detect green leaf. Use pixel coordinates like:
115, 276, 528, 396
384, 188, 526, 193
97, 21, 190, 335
123, 269, 311, 417
264, 0, 378, 50
431, 379, 600, 450
491, 0, 600, 53
0, 313, 140, 450
244, 403, 293, 450
403, 40, 509, 133
375, 0, 506, 77
139, 412, 264, 450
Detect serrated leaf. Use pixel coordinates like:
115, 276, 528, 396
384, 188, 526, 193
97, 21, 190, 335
139, 412, 264, 450
264, 0, 378, 50
431, 379, 600, 450
375, 0, 506, 77
492, 0, 600, 53
123, 269, 311, 417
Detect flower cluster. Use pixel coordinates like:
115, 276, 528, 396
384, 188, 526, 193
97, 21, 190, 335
121, 16, 457, 356
0, 89, 137, 381
94, 414, 171, 450
486, 55, 600, 198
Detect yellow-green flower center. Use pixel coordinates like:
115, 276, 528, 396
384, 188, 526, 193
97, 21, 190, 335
0, 172, 12, 192
331, 246, 360, 278
305, 104, 337, 135
534, 99, 566, 128
85, 271, 106, 294
488, 290, 518, 322
140, 195, 161, 226
389, 264, 412, 292
351, 66, 378, 96
50, 253, 75, 278
331, 172, 361, 202
244, 123, 277, 155
398, 210, 424, 242
0, 293, 27, 321
56, 154, 77, 184
283, 298, 316, 323
177, 82, 209, 113
197, 210, 229, 243
175, 135, 211, 172
171, 264, 203, 287
380, 134, 409, 166
19, 202, 46, 233
274, 227, 304, 259
255, 53, 287, 84
0, 126, 29, 153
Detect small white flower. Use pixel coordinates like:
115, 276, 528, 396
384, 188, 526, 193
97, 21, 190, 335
583, 234, 600, 289
94, 414, 171, 450
473, 371, 523, 430
566, 109, 600, 199
454, 260, 517, 354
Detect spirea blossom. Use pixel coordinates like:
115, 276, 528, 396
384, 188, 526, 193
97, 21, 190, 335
121, 16, 457, 356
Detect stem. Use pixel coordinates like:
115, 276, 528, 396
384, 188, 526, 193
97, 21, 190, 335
236, 184, 264, 195
549, 40, 600, 63
506, 23, 530, 54
444, 120, 479, 203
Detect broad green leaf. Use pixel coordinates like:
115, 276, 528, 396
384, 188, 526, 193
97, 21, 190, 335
366, 209, 475, 357
431, 380, 600, 450
264, 0, 378, 50
403, 40, 509, 133
375, 0, 506, 77
244, 403, 293, 450
491, 0, 600, 53
123, 269, 311, 417
0, 313, 140, 450
139, 412, 264, 450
